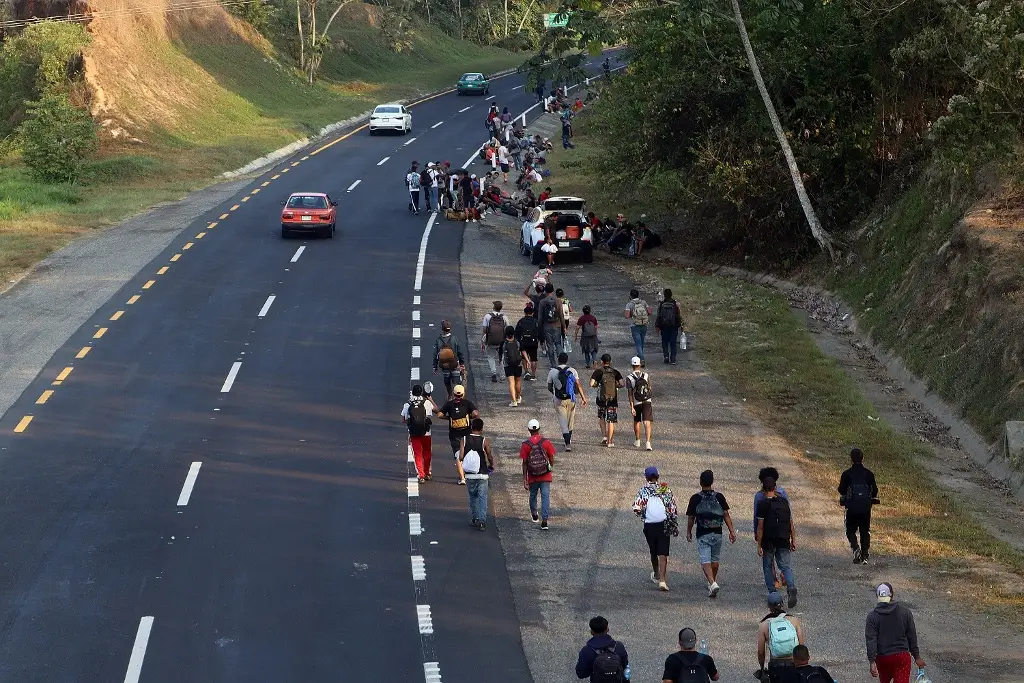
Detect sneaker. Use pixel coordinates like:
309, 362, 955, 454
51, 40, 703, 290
523, 372, 534, 380
541, 519, 549, 530
425, 473, 432, 481
601, 437, 608, 445
670, 360, 677, 365
469, 518, 478, 527
664, 357, 670, 364
861, 552, 870, 565
565, 445, 572, 452
527, 374, 537, 381
491, 374, 498, 383
640, 360, 646, 368
477, 521, 486, 531
458, 478, 466, 485
709, 582, 720, 598
650, 571, 659, 585
853, 548, 862, 564
645, 441, 653, 451
658, 581, 669, 592
787, 586, 798, 608
509, 401, 518, 407
531, 512, 540, 523
606, 442, 614, 448
634, 439, 641, 448
418, 476, 426, 484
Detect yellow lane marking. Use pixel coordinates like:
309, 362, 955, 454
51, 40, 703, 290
281, 168, 289, 173
170, 254, 181, 262
183, 242, 193, 250
208, 222, 218, 228
250, 188, 260, 195
157, 266, 169, 275
94, 327, 107, 339
301, 156, 309, 161
291, 162, 300, 167
13, 416, 33, 433
110, 310, 124, 321
220, 213, 229, 220
230, 204, 240, 211
36, 391, 53, 405
142, 280, 155, 290
127, 295, 141, 304
76, 347, 91, 359
311, 124, 368, 156
241, 196, 249, 203
261, 181, 271, 187
56, 367, 73, 381
272, 174, 280, 179
196, 232, 206, 239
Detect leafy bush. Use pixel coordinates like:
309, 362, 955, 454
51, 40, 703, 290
19, 92, 97, 183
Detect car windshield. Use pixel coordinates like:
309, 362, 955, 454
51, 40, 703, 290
461, 74, 482, 82
374, 106, 401, 114
287, 195, 328, 209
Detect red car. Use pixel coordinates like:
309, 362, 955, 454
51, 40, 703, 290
280, 192, 337, 238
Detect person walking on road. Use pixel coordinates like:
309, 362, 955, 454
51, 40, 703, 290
838, 447, 879, 564
555, 287, 572, 352
590, 353, 624, 447
501, 325, 526, 406
866, 583, 926, 683
433, 385, 478, 485
575, 305, 599, 369
754, 467, 791, 592
756, 591, 805, 683
685, 469, 737, 599
782, 645, 837, 683
406, 163, 422, 215
537, 283, 562, 369
459, 418, 494, 530
433, 320, 466, 400
654, 288, 683, 365
633, 466, 678, 592
624, 289, 651, 366
661, 627, 719, 682
481, 300, 507, 383
625, 356, 654, 450
402, 384, 434, 483
755, 473, 798, 607
515, 304, 540, 381
575, 616, 629, 681
520, 418, 556, 530
546, 352, 588, 451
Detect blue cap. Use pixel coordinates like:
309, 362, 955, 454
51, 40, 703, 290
644, 466, 659, 479
767, 591, 784, 607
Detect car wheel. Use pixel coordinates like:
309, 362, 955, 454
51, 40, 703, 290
328, 223, 336, 239
582, 246, 594, 263
281, 226, 289, 239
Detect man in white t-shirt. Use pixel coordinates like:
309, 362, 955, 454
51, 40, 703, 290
426, 162, 440, 212
497, 143, 511, 183
632, 466, 677, 591
402, 384, 435, 482
625, 356, 654, 450
406, 168, 421, 215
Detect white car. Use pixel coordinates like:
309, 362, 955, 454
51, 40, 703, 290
519, 196, 593, 264
369, 103, 412, 135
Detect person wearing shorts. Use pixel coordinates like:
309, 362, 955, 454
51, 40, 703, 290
498, 142, 511, 182
686, 469, 736, 599
590, 354, 624, 447
501, 326, 525, 406
633, 466, 677, 591
625, 357, 654, 450
515, 304, 540, 380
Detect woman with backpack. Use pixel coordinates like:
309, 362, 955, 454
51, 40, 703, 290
574, 305, 599, 368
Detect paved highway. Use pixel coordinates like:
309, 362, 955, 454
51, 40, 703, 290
0, 56, 619, 682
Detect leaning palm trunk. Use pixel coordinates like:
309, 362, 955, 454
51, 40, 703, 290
730, 0, 836, 260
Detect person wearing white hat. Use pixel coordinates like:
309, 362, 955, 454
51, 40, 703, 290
625, 356, 654, 450
866, 582, 925, 683
519, 418, 556, 529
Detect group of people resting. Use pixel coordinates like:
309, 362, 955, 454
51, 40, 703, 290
587, 212, 662, 257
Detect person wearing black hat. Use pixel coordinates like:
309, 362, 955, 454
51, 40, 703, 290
756, 591, 805, 682
662, 628, 718, 682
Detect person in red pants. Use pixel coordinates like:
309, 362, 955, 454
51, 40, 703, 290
402, 384, 435, 483
866, 583, 927, 683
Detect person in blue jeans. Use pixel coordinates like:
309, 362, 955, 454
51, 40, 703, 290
459, 418, 494, 531
624, 289, 650, 366
520, 418, 556, 530
755, 474, 797, 608
654, 289, 683, 365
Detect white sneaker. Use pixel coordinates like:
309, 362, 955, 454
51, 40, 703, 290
709, 582, 720, 598
658, 581, 669, 592
650, 571, 659, 585
634, 439, 641, 448
645, 441, 653, 451
509, 401, 518, 407
601, 437, 608, 445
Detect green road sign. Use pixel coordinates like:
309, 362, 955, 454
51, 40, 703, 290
543, 12, 570, 28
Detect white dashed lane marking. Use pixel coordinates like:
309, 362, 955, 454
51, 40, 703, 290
220, 362, 242, 393
257, 295, 275, 318
176, 462, 202, 506
403, 137, 418, 146
377, 156, 390, 166
290, 246, 305, 263
407, 478, 419, 497
431, 121, 444, 129
458, 106, 471, 113
485, 95, 496, 101
411, 556, 426, 580
416, 605, 434, 634
412, 346, 421, 358
347, 179, 361, 192
122, 616, 155, 683
409, 513, 422, 535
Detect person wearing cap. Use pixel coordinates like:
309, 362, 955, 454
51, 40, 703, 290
401, 384, 435, 483
514, 304, 540, 381
433, 320, 466, 400
866, 582, 925, 683
574, 615, 629, 680
625, 356, 654, 450
433, 385, 479, 485
425, 162, 439, 212
481, 301, 507, 384
546, 352, 588, 451
590, 353, 625, 447
755, 472, 798, 608
633, 466, 678, 591
662, 627, 718, 682
756, 591, 805, 682
520, 418, 556, 529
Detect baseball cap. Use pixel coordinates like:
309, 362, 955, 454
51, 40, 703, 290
876, 583, 892, 603
644, 466, 659, 479
427, 162, 436, 168
767, 591, 784, 607
678, 628, 697, 649
527, 418, 540, 431
631, 356, 642, 366
453, 385, 465, 397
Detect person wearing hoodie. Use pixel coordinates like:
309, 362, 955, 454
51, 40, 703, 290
575, 615, 629, 680
866, 583, 926, 683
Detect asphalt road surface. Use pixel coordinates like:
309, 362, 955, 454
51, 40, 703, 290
0, 55, 621, 682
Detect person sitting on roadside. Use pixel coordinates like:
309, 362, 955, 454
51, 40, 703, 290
606, 220, 633, 253
573, 97, 584, 112
538, 187, 552, 202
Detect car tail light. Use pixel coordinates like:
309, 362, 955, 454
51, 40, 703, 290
283, 211, 294, 218
320, 214, 331, 221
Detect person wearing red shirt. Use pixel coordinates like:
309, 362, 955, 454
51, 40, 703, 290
538, 187, 552, 203
520, 418, 556, 529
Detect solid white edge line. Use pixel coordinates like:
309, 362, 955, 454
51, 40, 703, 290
123, 616, 155, 683
257, 295, 275, 318
403, 137, 418, 146
377, 156, 391, 166
176, 462, 202, 506
411, 367, 420, 380
413, 213, 436, 291
346, 179, 361, 192
290, 246, 305, 263
220, 362, 242, 393
431, 121, 444, 129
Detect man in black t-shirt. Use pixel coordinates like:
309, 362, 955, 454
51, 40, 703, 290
685, 469, 737, 599
777, 645, 836, 683
433, 384, 479, 485
661, 627, 718, 682
589, 353, 624, 448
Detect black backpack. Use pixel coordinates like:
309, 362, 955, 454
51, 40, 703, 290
590, 645, 624, 683
541, 298, 558, 325
420, 169, 431, 187
517, 316, 539, 345
407, 398, 430, 437
503, 340, 521, 367
672, 652, 710, 683
656, 300, 680, 329
846, 473, 873, 514
762, 495, 792, 542
630, 372, 651, 402
798, 667, 831, 683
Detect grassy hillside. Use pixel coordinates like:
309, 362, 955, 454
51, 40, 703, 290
0, 1, 521, 285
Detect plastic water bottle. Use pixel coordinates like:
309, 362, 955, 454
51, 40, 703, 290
915, 669, 932, 683
698, 639, 708, 654
623, 664, 631, 681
